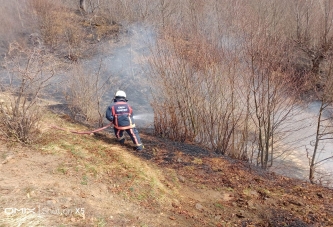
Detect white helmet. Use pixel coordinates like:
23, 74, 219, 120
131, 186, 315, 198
115, 90, 126, 98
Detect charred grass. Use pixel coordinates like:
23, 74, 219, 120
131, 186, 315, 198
1, 110, 332, 226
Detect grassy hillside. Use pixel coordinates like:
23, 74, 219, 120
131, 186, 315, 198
0, 108, 332, 227
0, 1, 333, 226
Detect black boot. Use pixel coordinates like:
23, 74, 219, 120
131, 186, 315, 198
119, 138, 125, 145
135, 144, 144, 151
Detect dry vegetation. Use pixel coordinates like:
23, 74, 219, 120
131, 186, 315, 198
0, 0, 333, 226
0, 0, 121, 142
0, 111, 332, 226
143, 0, 333, 184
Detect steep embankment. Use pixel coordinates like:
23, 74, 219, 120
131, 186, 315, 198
0, 109, 333, 227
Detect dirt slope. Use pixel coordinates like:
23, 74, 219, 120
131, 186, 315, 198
0, 111, 333, 227
0, 142, 174, 227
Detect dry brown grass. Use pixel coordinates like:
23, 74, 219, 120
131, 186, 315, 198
28, 0, 121, 61
29, 0, 85, 58
1, 108, 333, 226
37, 110, 178, 207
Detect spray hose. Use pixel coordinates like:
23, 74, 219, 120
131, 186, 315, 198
51, 123, 113, 135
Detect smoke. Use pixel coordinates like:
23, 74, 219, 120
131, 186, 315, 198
0, 0, 30, 56
270, 102, 333, 187
83, 23, 157, 128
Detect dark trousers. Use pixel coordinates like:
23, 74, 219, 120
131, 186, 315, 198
114, 127, 142, 146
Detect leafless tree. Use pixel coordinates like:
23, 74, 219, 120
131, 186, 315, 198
0, 43, 59, 143
307, 59, 333, 184
285, 0, 333, 184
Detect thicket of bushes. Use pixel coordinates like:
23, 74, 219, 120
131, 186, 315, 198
143, 0, 333, 184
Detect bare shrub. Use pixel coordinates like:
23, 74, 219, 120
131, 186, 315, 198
29, 0, 65, 47
147, 28, 241, 154
307, 58, 333, 184
147, 1, 305, 166
0, 43, 58, 143
64, 60, 116, 126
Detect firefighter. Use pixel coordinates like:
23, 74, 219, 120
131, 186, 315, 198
106, 90, 144, 151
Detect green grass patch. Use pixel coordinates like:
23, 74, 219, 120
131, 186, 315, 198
96, 217, 107, 227
225, 187, 234, 192
214, 202, 224, 209
81, 175, 88, 185
85, 163, 98, 176
57, 164, 68, 174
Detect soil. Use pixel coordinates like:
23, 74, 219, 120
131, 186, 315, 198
0, 113, 333, 227
1, 2, 332, 226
